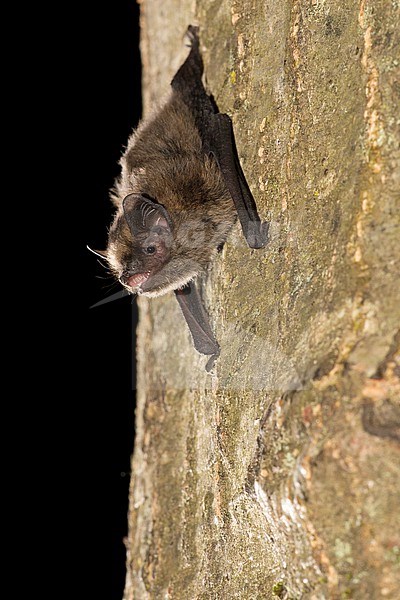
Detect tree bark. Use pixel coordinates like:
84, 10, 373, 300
124, 1, 400, 598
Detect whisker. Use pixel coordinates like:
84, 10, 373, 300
101, 277, 121, 291
96, 258, 109, 270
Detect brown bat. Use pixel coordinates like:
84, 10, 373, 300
92, 26, 269, 367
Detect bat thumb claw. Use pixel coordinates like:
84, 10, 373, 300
186, 25, 200, 46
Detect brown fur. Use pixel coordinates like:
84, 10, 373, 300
106, 94, 236, 297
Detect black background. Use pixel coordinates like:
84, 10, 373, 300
76, 2, 141, 597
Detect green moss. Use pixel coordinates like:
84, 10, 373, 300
272, 581, 286, 597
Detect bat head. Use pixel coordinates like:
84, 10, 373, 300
106, 176, 235, 298
106, 193, 179, 296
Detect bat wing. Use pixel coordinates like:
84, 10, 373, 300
208, 112, 270, 249
175, 282, 220, 366
172, 26, 269, 249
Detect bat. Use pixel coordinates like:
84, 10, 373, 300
92, 26, 269, 368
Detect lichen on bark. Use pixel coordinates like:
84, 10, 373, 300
124, 1, 400, 599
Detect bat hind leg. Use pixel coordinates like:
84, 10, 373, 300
175, 283, 220, 366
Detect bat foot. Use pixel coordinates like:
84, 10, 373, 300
205, 351, 219, 372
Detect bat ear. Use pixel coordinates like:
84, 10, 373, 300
122, 194, 172, 236
87, 245, 108, 258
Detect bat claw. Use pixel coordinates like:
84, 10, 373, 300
185, 25, 200, 47
205, 351, 219, 372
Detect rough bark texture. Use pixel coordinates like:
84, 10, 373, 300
124, 1, 400, 598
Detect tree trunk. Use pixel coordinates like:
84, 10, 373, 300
124, 1, 400, 598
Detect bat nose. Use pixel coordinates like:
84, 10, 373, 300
121, 270, 134, 284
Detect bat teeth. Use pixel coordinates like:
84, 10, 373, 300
126, 271, 150, 289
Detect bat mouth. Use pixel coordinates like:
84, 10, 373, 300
124, 271, 151, 290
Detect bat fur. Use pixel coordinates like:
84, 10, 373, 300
107, 87, 236, 297
94, 26, 268, 361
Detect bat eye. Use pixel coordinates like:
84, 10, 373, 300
145, 245, 156, 255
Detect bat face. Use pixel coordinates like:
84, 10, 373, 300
107, 194, 179, 297
107, 185, 236, 298
107, 192, 216, 297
